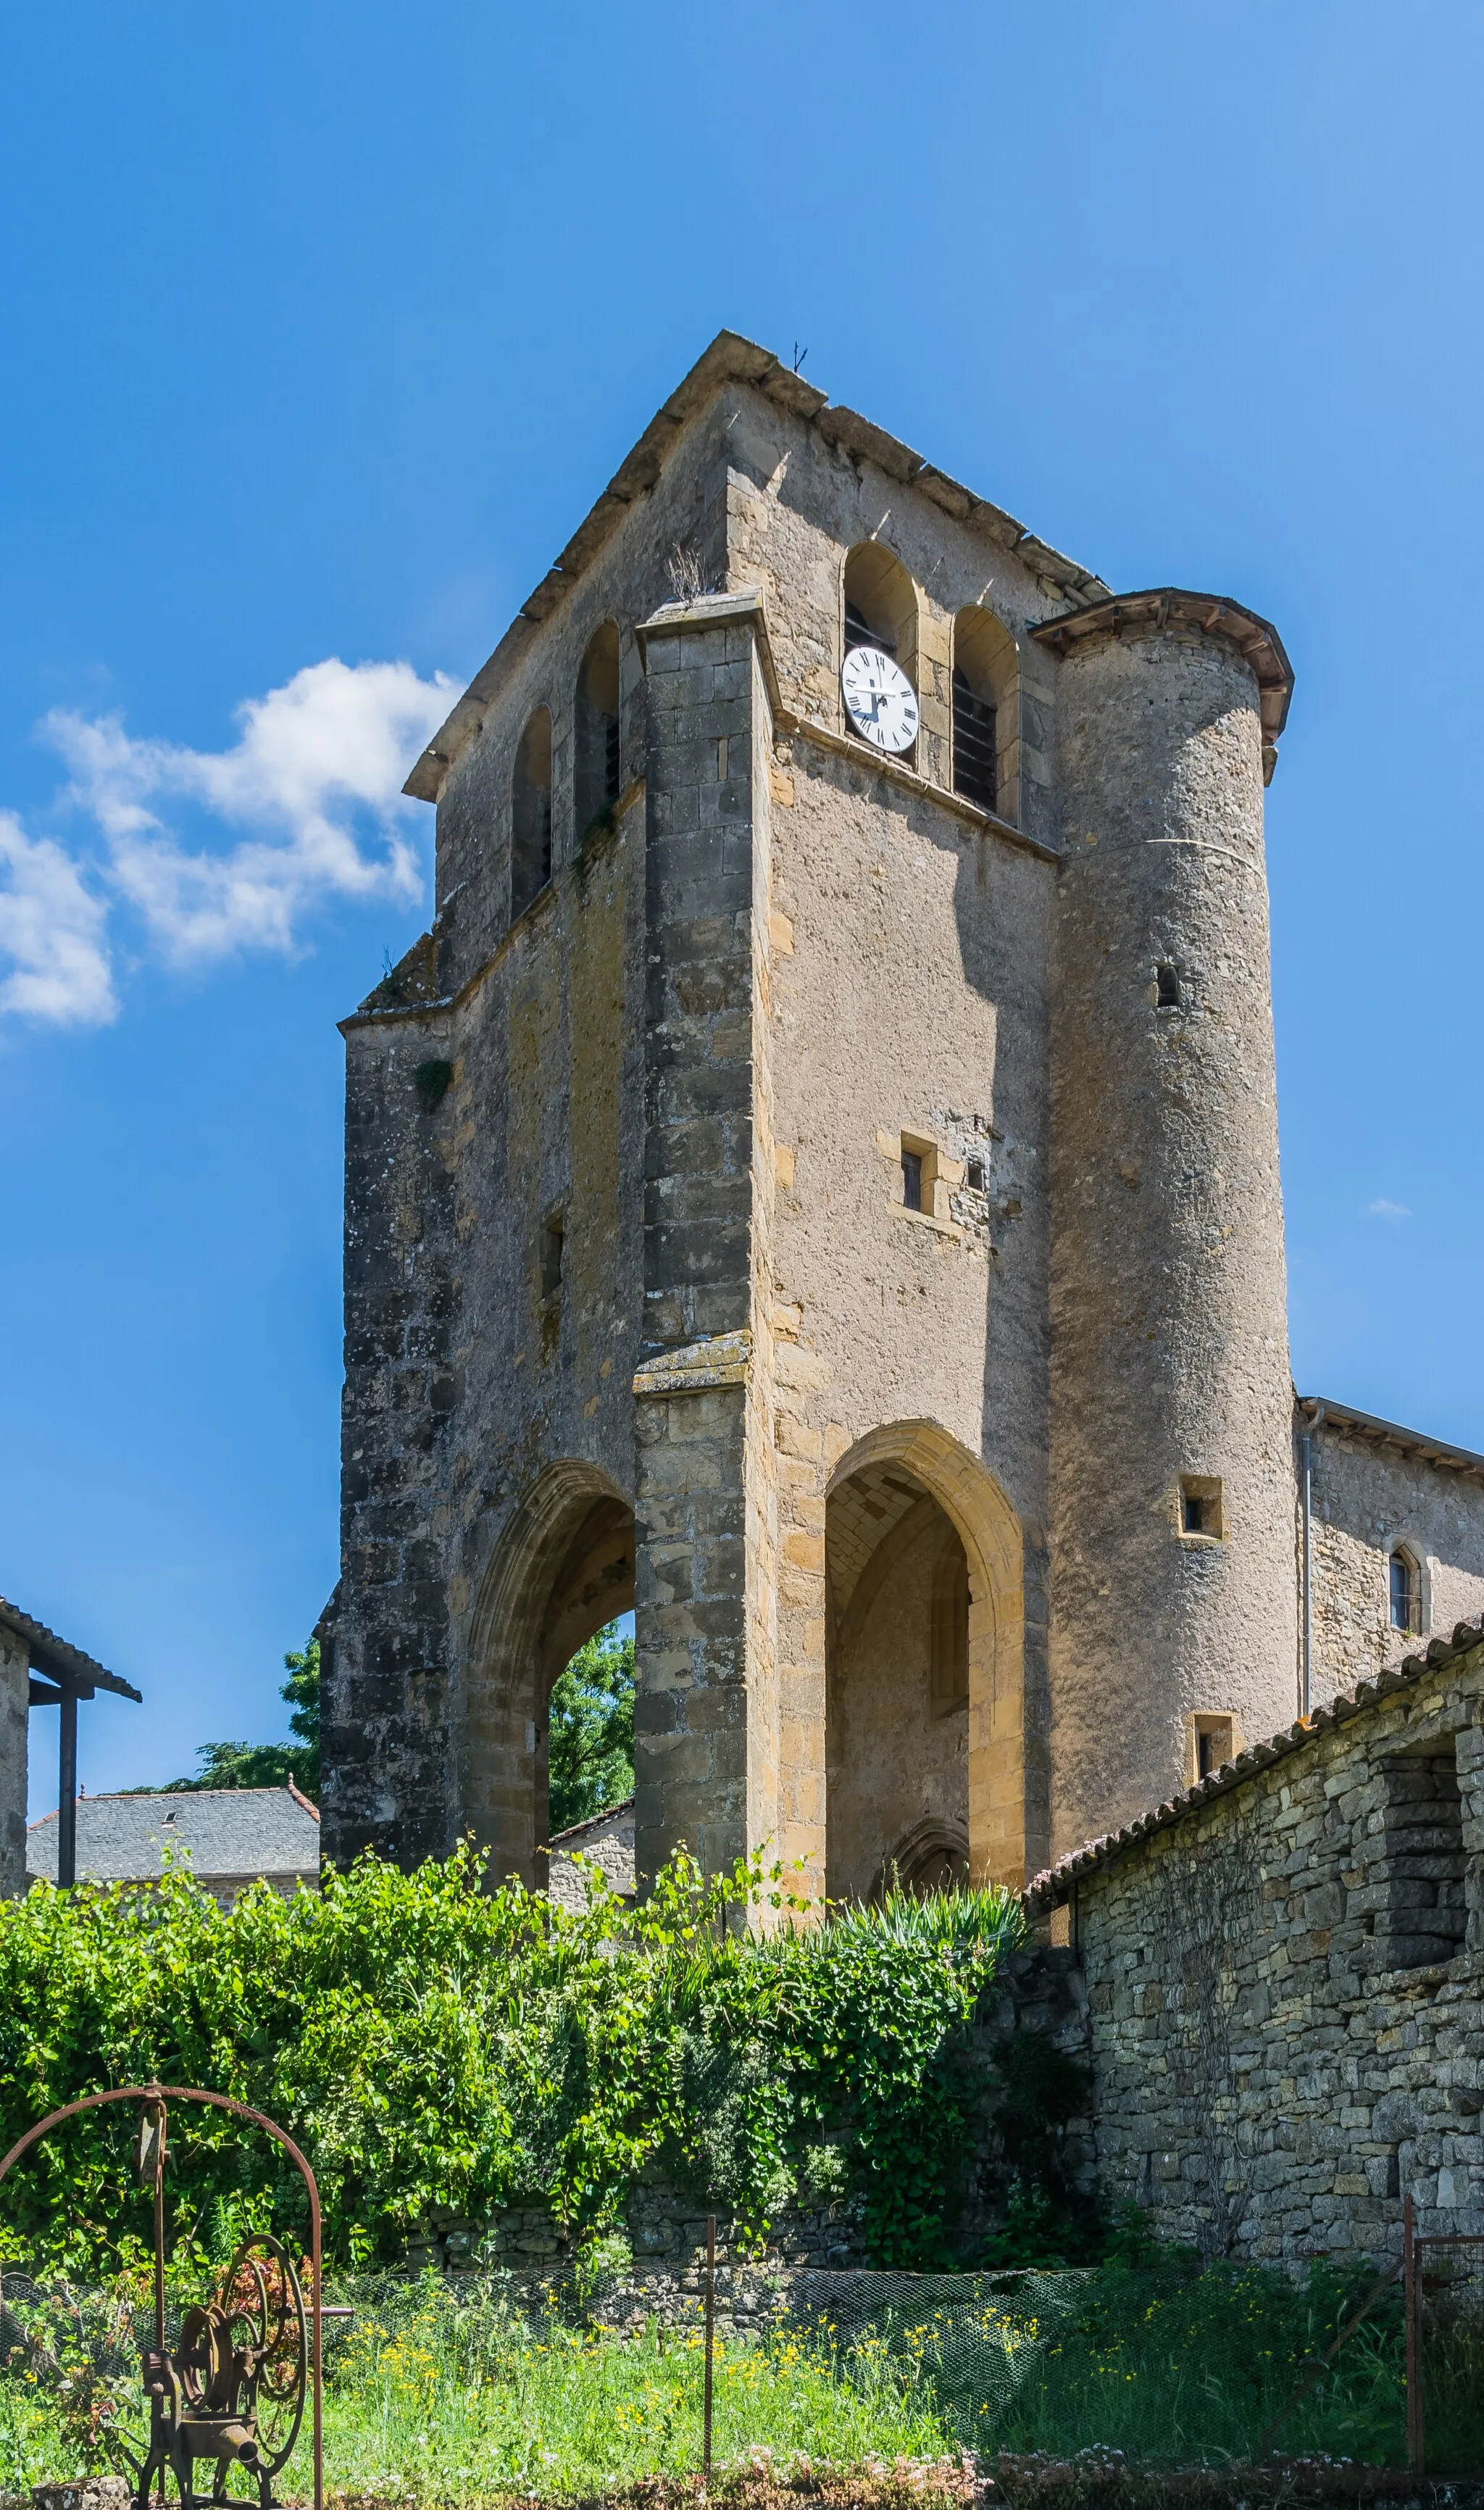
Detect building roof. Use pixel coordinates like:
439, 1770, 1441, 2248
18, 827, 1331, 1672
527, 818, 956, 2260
1025, 1616, 1484, 1915
0, 1594, 141, 1700
548, 1795, 635, 1848
403, 330, 1114, 808
1301, 1395, 1484, 1487
26, 1786, 319, 1886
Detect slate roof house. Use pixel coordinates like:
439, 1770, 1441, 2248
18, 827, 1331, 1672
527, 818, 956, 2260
27, 1784, 321, 1905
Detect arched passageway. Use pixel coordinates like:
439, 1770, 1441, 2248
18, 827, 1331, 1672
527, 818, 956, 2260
462, 1461, 634, 1888
825, 1424, 1026, 1898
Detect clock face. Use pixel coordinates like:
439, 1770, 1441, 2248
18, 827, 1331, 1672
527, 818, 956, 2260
841, 644, 920, 755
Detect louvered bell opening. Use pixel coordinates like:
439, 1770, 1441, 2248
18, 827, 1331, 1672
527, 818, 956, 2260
845, 602, 895, 661
952, 670, 998, 813
604, 713, 620, 804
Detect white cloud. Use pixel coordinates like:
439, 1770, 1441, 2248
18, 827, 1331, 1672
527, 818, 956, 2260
43, 657, 454, 969
0, 811, 115, 1026
1368, 1198, 1412, 1221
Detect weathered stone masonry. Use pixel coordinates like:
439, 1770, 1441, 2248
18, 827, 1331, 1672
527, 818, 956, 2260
1027, 1619, 1484, 2264
323, 328, 1484, 1899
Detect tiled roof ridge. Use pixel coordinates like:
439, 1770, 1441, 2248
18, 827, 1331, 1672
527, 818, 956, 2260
1025, 1613, 1484, 1911
403, 329, 1112, 806
58, 1784, 307, 1805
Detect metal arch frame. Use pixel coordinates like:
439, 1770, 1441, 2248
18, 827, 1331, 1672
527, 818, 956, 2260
0, 2084, 322, 2510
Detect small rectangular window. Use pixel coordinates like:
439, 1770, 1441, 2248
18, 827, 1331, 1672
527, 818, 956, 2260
901, 1151, 923, 1213
966, 1158, 985, 1193
1188, 1712, 1239, 1784
1156, 965, 1182, 1009
1178, 1475, 1225, 1539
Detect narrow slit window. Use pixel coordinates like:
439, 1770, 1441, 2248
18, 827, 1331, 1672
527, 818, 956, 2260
541, 1216, 564, 1300
1156, 965, 1182, 1009
1390, 1550, 1417, 1633
1183, 1491, 1206, 1534
901, 1150, 923, 1213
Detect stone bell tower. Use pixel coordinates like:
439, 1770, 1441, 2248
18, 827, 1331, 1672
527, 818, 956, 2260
322, 334, 1303, 1895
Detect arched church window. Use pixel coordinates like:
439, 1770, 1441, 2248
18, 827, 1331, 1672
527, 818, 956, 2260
1390, 1547, 1419, 1634
511, 707, 553, 920
575, 623, 621, 844
952, 605, 1017, 822
930, 1527, 970, 1711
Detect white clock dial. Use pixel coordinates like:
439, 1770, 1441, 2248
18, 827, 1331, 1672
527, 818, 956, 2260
841, 644, 920, 755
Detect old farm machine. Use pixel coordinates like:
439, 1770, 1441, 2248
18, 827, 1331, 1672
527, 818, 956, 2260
0, 2085, 323, 2510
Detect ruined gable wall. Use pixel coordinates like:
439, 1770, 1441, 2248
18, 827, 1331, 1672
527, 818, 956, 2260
1054, 1642, 1484, 2264
1307, 1428, 1484, 1704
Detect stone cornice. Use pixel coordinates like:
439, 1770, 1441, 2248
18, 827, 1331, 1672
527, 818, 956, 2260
633, 1331, 751, 1397
1032, 587, 1293, 783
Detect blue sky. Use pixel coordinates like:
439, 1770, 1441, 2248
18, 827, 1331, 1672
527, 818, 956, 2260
4, 1, 1481, 1804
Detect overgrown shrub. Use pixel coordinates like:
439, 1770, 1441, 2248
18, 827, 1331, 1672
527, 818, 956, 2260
0, 1849, 1022, 2277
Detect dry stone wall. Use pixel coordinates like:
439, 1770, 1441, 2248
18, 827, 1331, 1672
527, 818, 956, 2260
1030, 1624, 1484, 2265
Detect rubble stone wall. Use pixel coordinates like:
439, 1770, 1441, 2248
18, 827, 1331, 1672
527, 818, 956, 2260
1043, 1634, 1484, 2265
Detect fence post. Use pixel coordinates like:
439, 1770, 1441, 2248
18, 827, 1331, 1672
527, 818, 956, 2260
703, 2213, 715, 2485
1404, 2190, 1422, 2478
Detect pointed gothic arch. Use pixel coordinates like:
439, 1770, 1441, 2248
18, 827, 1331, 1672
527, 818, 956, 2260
826, 1421, 1027, 1890
462, 1460, 634, 1889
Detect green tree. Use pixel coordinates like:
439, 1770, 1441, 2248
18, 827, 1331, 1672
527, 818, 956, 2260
167, 1639, 320, 1800
547, 1619, 634, 1833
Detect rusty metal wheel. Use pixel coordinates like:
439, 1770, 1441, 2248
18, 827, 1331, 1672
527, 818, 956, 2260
217, 2235, 308, 2478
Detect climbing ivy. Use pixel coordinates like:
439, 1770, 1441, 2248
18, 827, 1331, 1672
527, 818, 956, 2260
0, 1850, 1022, 2277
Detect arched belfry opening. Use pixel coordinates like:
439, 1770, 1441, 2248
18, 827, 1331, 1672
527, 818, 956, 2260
825, 1424, 1026, 1898
575, 622, 622, 843
952, 605, 1020, 825
843, 543, 918, 683
462, 1462, 635, 1888
511, 706, 553, 919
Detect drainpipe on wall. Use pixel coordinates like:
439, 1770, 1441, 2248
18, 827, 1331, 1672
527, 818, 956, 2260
1301, 1402, 1325, 1719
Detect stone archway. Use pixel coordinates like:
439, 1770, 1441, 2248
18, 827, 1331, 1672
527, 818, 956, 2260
825, 1423, 1026, 1892
462, 1460, 634, 1889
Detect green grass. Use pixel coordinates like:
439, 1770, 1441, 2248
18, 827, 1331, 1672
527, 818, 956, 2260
5, 2258, 1482, 2499
313, 2281, 954, 2500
